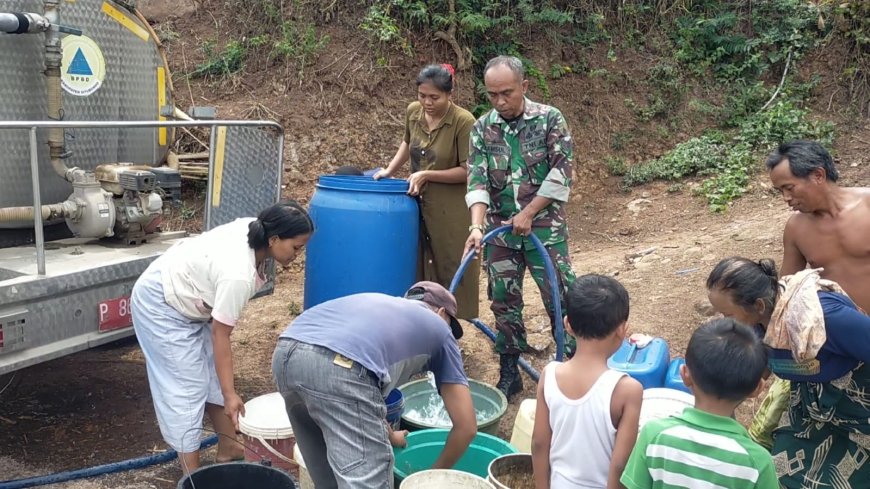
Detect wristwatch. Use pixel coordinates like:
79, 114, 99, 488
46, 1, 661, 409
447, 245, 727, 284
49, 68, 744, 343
468, 224, 485, 233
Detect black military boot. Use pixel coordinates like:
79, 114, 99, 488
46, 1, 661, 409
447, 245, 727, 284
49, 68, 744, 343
496, 353, 523, 399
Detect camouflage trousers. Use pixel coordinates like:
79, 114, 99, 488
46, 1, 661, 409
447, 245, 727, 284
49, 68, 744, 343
485, 241, 576, 356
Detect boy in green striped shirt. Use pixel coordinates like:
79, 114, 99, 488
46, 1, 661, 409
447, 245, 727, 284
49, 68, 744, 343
620, 318, 779, 489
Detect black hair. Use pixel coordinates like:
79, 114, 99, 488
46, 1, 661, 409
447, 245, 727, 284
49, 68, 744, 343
416, 64, 453, 93
766, 140, 838, 182
685, 318, 768, 401
334, 166, 364, 176
564, 274, 630, 339
247, 201, 313, 250
706, 257, 779, 315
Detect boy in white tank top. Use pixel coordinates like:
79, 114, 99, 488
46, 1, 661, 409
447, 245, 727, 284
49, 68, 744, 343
532, 274, 644, 489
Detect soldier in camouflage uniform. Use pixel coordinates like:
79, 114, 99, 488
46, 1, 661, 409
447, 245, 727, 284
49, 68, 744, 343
463, 55, 576, 399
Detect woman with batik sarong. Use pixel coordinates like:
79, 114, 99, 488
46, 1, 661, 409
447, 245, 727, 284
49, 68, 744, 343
706, 256, 870, 488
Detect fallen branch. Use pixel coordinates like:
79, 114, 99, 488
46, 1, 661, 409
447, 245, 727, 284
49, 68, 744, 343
314, 47, 358, 75
180, 127, 209, 151
176, 151, 210, 160
626, 247, 658, 259
179, 43, 196, 112
760, 49, 793, 112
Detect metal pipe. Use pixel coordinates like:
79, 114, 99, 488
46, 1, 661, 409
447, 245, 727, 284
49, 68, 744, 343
29, 127, 46, 275
205, 125, 219, 228
276, 131, 285, 197
0, 13, 24, 32
0, 12, 50, 34
42, 0, 75, 182
0, 120, 283, 131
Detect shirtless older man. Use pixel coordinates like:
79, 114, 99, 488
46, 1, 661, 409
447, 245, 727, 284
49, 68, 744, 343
762, 139, 870, 489
768, 140, 870, 311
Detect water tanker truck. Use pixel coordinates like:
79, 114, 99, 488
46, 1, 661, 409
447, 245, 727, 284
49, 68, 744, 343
0, 0, 283, 375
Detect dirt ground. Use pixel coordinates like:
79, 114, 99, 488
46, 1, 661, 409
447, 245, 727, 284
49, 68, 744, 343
1, 138, 867, 488
1, 2, 868, 486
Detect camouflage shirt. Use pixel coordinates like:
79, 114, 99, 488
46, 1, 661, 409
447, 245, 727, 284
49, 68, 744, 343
466, 98, 573, 250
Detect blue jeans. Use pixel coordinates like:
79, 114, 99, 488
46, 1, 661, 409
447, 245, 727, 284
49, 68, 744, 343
272, 338, 393, 489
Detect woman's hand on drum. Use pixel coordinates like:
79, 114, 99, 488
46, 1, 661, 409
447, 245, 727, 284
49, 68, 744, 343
372, 168, 391, 180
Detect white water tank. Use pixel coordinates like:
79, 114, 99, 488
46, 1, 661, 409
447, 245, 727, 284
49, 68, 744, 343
0, 0, 172, 227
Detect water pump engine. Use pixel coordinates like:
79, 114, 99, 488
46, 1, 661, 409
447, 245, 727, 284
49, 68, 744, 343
96, 164, 164, 245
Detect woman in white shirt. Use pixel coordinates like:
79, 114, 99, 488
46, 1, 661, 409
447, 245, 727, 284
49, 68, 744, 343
131, 202, 313, 473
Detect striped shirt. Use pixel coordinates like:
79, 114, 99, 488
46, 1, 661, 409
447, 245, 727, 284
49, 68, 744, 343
620, 408, 779, 489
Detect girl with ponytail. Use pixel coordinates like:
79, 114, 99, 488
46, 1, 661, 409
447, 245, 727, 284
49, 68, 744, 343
706, 256, 870, 487
130, 201, 312, 474
373, 63, 480, 320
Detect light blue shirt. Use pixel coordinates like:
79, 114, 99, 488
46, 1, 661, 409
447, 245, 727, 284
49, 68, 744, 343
280, 293, 468, 393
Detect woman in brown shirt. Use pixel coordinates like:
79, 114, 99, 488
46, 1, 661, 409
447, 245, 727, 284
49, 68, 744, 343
374, 64, 479, 319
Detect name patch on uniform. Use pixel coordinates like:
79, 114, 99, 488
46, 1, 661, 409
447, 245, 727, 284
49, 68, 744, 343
521, 137, 547, 153
485, 144, 510, 156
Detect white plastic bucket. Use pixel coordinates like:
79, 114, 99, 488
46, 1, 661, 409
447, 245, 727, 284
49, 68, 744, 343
238, 392, 298, 476
400, 469, 495, 488
640, 388, 695, 428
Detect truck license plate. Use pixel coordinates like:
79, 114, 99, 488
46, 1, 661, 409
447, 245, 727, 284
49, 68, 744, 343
98, 296, 133, 332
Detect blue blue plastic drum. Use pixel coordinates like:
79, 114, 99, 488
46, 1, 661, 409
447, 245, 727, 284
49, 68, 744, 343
303, 175, 419, 309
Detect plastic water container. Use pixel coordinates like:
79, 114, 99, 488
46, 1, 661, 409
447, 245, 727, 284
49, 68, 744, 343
607, 338, 670, 389
238, 393, 297, 477
640, 388, 694, 428
304, 175, 419, 308
177, 462, 296, 489
488, 453, 534, 489
386, 388, 405, 430
665, 358, 691, 394
509, 399, 536, 453
293, 444, 314, 489
393, 429, 517, 481
400, 470, 494, 488
399, 379, 508, 436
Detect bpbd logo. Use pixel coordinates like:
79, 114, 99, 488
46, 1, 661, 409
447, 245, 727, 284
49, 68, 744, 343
61, 36, 106, 96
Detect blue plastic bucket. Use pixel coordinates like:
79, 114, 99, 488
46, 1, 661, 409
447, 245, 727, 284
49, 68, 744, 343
386, 388, 405, 430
